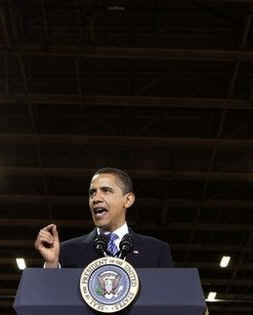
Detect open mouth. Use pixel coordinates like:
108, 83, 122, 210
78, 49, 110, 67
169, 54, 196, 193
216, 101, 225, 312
93, 207, 108, 217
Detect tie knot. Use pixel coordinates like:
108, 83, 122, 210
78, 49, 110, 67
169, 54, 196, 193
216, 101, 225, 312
109, 233, 118, 242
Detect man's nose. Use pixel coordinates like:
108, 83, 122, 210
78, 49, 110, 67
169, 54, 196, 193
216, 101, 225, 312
93, 198, 102, 205
92, 192, 103, 204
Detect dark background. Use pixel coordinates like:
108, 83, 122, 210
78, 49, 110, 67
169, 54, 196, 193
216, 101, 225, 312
1, 0, 253, 314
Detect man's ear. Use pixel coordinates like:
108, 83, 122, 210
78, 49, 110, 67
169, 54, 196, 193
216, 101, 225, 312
124, 192, 135, 209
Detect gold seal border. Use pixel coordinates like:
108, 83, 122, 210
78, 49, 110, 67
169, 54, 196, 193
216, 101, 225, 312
80, 257, 139, 313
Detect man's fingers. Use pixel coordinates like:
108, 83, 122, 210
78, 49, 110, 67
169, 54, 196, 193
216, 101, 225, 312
39, 230, 54, 241
35, 233, 53, 250
39, 231, 54, 244
35, 227, 57, 250
51, 225, 59, 241
39, 224, 59, 242
41, 224, 56, 232
36, 236, 52, 249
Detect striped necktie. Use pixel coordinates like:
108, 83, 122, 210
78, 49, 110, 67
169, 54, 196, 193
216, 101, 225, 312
107, 233, 118, 256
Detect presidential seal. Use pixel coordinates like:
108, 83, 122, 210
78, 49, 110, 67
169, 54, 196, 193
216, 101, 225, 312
80, 257, 139, 313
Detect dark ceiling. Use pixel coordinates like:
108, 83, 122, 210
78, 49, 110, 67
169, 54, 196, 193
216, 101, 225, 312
1, 0, 253, 314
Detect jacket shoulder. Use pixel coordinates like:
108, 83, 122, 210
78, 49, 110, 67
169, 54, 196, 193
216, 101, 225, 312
61, 231, 94, 248
133, 232, 169, 247
132, 231, 174, 267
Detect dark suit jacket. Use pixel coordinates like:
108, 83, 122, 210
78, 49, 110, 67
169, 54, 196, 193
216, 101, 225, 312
60, 229, 174, 268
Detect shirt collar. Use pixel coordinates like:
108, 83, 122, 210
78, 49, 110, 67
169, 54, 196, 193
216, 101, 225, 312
97, 222, 129, 240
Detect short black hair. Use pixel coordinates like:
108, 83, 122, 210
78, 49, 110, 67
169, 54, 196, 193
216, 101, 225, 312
93, 167, 134, 194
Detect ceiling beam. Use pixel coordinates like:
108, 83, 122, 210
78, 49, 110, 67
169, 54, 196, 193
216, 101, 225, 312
178, 262, 253, 271
208, 305, 253, 313
1, 167, 253, 182
0, 289, 15, 295
172, 243, 253, 252
0, 258, 41, 265
0, 94, 253, 109
0, 134, 252, 148
0, 195, 252, 209
1, 46, 253, 61
0, 219, 252, 231
0, 240, 34, 247
0, 219, 92, 228
0, 273, 20, 280
202, 278, 253, 286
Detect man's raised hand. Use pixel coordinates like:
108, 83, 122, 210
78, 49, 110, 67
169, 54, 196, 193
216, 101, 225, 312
35, 224, 60, 268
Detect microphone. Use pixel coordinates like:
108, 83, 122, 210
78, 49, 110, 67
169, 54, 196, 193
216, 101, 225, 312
119, 234, 133, 259
94, 235, 108, 256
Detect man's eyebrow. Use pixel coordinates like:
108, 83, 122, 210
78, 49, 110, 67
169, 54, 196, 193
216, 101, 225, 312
88, 186, 113, 193
101, 185, 113, 191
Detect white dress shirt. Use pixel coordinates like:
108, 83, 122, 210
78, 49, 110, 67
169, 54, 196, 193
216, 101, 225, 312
97, 222, 129, 251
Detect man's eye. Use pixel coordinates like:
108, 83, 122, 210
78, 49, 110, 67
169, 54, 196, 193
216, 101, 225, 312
103, 188, 111, 193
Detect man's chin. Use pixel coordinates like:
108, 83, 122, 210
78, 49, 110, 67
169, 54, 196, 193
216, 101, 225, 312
94, 220, 109, 229
95, 222, 114, 232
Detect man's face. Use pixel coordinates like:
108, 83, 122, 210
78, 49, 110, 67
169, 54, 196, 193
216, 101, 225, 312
89, 173, 135, 232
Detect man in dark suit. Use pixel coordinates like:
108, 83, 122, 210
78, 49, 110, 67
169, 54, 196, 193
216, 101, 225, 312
35, 168, 173, 268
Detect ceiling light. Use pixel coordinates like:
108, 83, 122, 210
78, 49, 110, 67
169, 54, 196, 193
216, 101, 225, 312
207, 292, 216, 301
220, 256, 231, 268
16, 258, 26, 270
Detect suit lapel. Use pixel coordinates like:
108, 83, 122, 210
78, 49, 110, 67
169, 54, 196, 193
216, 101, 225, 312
81, 229, 101, 262
125, 229, 143, 267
